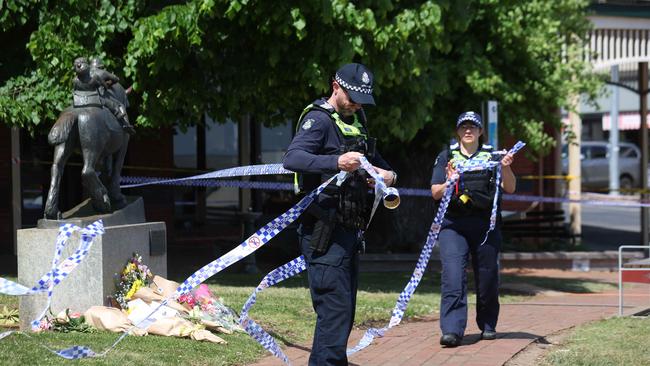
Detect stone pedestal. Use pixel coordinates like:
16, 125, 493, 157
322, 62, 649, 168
18, 197, 166, 330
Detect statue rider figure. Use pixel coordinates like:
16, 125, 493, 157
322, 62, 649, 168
72, 57, 136, 135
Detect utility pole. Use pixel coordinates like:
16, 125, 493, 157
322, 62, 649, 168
639, 62, 649, 247
609, 65, 620, 196
568, 96, 582, 241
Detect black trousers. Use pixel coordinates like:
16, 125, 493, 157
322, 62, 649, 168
299, 224, 359, 366
438, 216, 501, 337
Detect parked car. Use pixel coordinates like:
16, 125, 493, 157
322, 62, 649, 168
561, 141, 642, 193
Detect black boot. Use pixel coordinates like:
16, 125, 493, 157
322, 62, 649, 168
440, 333, 462, 347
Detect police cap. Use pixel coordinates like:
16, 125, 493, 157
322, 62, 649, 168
334, 63, 375, 106
456, 111, 483, 129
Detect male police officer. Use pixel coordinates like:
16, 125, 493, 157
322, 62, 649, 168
283, 63, 396, 365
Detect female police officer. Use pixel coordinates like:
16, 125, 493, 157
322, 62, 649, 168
430, 111, 516, 347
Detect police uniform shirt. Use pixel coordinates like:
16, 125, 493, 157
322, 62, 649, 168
284, 98, 392, 175
430, 147, 497, 185
431, 146, 503, 220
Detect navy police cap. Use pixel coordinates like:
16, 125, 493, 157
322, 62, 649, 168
456, 111, 483, 129
335, 63, 375, 106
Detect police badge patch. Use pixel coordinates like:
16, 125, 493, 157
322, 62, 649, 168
302, 118, 314, 130
362, 72, 370, 84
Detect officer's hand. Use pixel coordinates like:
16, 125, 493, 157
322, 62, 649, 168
501, 153, 515, 167
445, 162, 457, 179
372, 166, 395, 186
338, 152, 363, 172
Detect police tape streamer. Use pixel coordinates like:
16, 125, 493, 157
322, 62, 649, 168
121, 176, 650, 208
239, 257, 307, 364
0, 220, 105, 359
120, 164, 292, 189
0, 159, 396, 360
133, 162, 399, 361
345, 141, 525, 357
235, 158, 398, 365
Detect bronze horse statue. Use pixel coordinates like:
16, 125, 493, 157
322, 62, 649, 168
44, 82, 130, 219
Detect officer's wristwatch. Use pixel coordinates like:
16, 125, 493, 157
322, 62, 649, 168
390, 171, 397, 186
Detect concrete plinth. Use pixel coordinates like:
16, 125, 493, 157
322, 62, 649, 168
18, 197, 166, 330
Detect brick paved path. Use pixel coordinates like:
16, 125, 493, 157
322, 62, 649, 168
251, 272, 649, 366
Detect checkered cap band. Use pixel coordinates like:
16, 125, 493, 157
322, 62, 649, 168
335, 74, 373, 95
457, 111, 482, 128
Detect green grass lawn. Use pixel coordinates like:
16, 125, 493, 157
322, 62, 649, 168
541, 316, 650, 366
0, 271, 614, 365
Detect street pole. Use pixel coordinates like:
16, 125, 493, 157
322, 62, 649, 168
11, 127, 21, 254
639, 62, 649, 248
609, 65, 620, 196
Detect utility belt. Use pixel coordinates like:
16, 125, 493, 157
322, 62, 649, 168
446, 186, 496, 217
303, 172, 371, 253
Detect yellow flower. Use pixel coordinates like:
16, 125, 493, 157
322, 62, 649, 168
122, 263, 136, 276
125, 279, 143, 300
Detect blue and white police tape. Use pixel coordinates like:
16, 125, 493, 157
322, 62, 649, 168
229, 159, 400, 365
0, 220, 104, 359
455, 141, 526, 245
121, 163, 292, 188
346, 141, 525, 356
239, 256, 307, 365
173, 175, 337, 298
358, 156, 400, 223
122, 175, 650, 208
34, 173, 344, 361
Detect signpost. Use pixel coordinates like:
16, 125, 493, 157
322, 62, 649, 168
487, 100, 498, 148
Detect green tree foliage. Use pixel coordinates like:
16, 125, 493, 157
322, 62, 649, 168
0, 0, 599, 155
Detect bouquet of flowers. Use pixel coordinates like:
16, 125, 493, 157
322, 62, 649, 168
114, 253, 153, 310
35, 309, 92, 333
178, 284, 242, 332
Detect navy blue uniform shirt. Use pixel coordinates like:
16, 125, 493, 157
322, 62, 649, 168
431, 150, 449, 185
283, 98, 391, 175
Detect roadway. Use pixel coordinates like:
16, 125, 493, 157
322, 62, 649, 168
563, 201, 643, 251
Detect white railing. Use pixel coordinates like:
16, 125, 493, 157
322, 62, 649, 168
618, 245, 650, 316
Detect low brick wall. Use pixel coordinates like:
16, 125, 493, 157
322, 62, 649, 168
359, 251, 647, 272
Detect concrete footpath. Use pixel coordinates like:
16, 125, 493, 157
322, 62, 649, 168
251, 270, 649, 366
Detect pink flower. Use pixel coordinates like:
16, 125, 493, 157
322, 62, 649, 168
34, 318, 51, 332
69, 312, 82, 319
178, 293, 196, 308
194, 284, 211, 299
200, 302, 215, 313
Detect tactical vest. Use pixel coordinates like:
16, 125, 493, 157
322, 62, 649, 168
295, 101, 374, 230
447, 143, 498, 217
